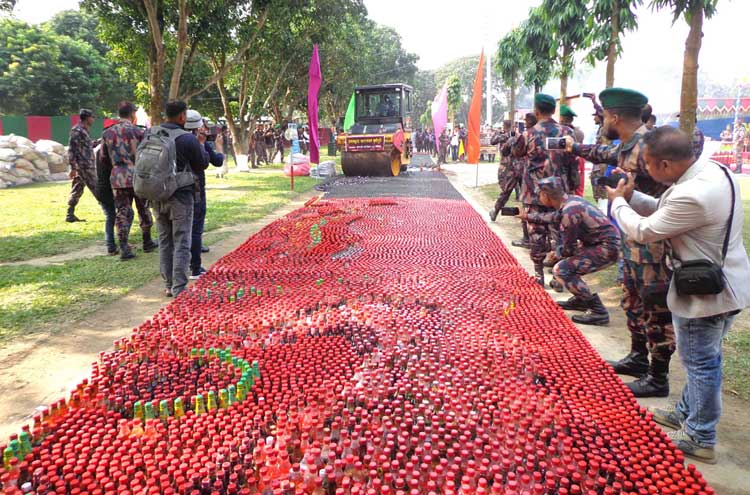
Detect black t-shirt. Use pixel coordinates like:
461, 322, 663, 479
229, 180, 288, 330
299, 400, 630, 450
161, 122, 209, 192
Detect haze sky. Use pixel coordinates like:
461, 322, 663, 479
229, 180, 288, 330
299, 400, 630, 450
11, 0, 750, 113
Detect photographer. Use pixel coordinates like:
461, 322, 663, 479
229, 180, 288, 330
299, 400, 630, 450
185, 111, 224, 280
609, 126, 750, 463
565, 87, 674, 398
511, 93, 577, 286
520, 176, 620, 325
488, 120, 515, 222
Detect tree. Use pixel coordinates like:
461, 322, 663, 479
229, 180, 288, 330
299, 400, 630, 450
651, 0, 719, 135
0, 19, 133, 115
518, 7, 554, 94
541, 0, 591, 103
586, 0, 641, 87
495, 28, 525, 122
412, 70, 438, 128
45, 9, 109, 55
0, 0, 16, 12
446, 74, 462, 125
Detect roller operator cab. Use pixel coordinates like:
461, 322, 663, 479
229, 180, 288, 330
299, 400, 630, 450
337, 83, 413, 177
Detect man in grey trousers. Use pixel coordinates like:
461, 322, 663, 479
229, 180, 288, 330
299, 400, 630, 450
155, 100, 209, 297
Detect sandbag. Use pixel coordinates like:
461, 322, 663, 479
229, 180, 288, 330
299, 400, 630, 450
49, 172, 70, 181
283, 160, 310, 177
317, 160, 336, 177
0, 148, 18, 161
14, 158, 34, 172
35, 139, 65, 155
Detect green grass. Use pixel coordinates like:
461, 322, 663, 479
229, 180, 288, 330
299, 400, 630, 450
481, 176, 750, 400
0, 158, 327, 342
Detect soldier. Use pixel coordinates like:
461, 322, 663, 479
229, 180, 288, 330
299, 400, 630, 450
565, 87, 674, 398
248, 129, 258, 168
489, 120, 525, 221
510, 113, 538, 249
521, 177, 620, 325
66, 109, 97, 222
254, 125, 268, 166
101, 102, 157, 260
511, 94, 577, 286
438, 129, 450, 166
264, 125, 276, 162
274, 125, 285, 163
733, 119, 745, 174
221, 125, 237, 166
559, 105, 584, 143
675, 114, 704, 158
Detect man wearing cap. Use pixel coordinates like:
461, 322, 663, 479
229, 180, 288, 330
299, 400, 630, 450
101, 101, 157, 260
66, 109, 97, 223
560, 105, 585, 144
489, 120, 517, 221
566, 87, 675, 398
511, 93, 577, 286
521, 176, 620, 325
185, 111, 224, 280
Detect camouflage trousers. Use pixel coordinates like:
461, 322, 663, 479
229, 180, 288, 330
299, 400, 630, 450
113, 187, 153, 246
526, 204, 554, 265
622, 259, 675, 363
589, 163, 608, 201
67, 166, 97, 207
493, 165, 521, 212
553, 242, 619, 298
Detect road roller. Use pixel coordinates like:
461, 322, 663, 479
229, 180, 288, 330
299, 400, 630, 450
337, 83, 413, 177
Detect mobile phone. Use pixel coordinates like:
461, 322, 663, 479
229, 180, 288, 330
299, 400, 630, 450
545, 137, 567, 150
500, 207, 520, 216
582, 92, 595, 99
596, 173, 628, 188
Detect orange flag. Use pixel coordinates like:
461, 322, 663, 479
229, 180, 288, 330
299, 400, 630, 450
466, 50, 485, 165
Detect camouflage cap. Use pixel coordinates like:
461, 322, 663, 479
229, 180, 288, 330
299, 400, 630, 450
535, 176, 565, 196
559, 104, 577, 118
599, 87, 648, 109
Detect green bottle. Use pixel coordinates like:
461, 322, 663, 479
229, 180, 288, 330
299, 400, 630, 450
133, 401, 145, 422
219, 389, 229, 409
19, 432, 32, 457
159, 400, 170, 420
228, 385, 237, 405
3, 446, 14, 470
236, 381, 246, 402
193, 395, 206, 415
206, 391, 217, 411
144, 401, 155, 420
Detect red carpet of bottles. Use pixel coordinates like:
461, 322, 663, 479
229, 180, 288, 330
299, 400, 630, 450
1, 196, 712, 495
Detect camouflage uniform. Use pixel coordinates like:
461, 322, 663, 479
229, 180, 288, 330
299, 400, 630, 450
101, 121, 153, 249
254, 129, 268, 166
590, 124, 614, 201
512, 119, 577, 266
67, 123, 97, 208
528, 195, 620, 298
490, 131, 517, 212
573, 125, 675, 363
692, 126, 705, 159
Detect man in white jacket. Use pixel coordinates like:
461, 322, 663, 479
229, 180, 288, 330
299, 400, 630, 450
608, 126, 750, 464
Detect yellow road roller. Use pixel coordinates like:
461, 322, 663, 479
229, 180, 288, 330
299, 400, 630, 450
337, 83, 413, 176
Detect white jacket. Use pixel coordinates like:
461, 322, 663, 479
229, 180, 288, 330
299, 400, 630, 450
612, 159, 750, 318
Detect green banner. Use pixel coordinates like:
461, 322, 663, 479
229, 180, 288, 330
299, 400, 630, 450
1, 116, 28, 137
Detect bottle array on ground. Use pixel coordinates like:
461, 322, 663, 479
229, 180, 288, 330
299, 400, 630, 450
0, 197, 713, 495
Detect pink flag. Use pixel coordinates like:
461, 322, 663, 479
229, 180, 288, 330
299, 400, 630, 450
307, 44, 322, 164
431, 82, 448, 146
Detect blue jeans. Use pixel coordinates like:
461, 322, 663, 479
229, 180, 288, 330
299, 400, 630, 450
100, 200, 116, 252
190, 191, 207, 271
674, 312, 737, 446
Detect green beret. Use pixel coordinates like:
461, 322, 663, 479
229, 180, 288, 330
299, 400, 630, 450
534, 93, 556, 111
599, 87, 648, 109
535, 176, 564, 195
559, 104, 577, 118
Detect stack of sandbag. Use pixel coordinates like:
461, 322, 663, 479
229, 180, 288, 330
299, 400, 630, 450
283, 152, 311, 177
0, 135, 69, 188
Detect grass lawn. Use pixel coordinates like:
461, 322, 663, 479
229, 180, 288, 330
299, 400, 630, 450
481, 175, 750, 399
0, 154, 333, 342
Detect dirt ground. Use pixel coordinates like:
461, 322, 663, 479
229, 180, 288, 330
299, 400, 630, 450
444, 167, 750, 495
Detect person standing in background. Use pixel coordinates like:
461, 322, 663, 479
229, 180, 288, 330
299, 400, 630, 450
66, 109, 97, 223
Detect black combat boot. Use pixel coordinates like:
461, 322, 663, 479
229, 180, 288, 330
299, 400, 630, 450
549, 279, 564, 292
512, 222, 530, 248
120, 242, 136, 261
65, 205, 85, 223
142, 230, 158, 253
489, 208, 498, 222
534, 264, 545, 287
627, 359, 670, 398
557, 294, 590, 311
607, 333, 649, 377
572, 294, 610, 325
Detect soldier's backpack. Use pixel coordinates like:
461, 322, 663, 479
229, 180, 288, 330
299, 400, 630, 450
134, 125, 194, 202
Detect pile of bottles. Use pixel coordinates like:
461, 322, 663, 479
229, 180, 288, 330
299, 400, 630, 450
1, 197, 713, 494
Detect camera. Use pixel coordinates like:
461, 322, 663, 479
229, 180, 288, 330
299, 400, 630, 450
545, 137, 567, 150
596, 173, 628, 188
500, 207, 520, 216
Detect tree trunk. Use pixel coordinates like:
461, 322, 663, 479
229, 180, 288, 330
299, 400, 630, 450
509, 71, 517, 123
168, 0, 189, 100
680, 6, 703, 136
143, 0, 166, 124
216, 77, 244, 156
605, 0, 620, 88
560, 45, 571, 104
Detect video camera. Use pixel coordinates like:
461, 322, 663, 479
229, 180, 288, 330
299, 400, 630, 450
596, 172, 628, 188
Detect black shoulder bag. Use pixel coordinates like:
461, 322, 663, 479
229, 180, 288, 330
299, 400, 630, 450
671, 164, 735, 296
